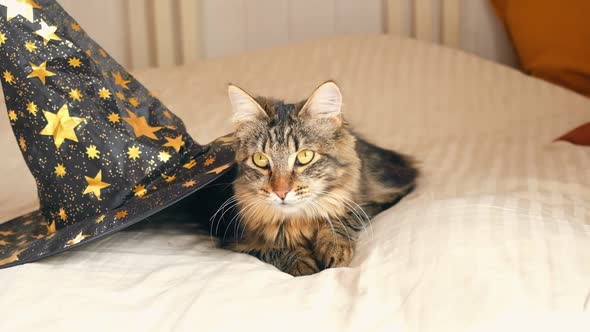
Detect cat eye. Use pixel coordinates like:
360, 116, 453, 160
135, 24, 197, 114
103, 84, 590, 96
252, 152, 269, 168
296, 150, 315, 165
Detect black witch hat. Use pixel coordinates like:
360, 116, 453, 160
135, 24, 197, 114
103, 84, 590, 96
0, 0, 235, 268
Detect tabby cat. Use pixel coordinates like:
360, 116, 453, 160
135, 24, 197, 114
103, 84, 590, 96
213, 81, 418, 276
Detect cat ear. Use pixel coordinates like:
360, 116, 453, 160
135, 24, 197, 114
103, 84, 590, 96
299, 81, 343, 125
227, 84, 268, 124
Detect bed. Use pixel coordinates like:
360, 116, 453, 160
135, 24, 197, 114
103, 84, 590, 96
1, 35, 589, 331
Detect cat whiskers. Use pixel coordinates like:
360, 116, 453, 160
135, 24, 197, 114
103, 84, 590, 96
329, 206, 355, 246
222, 198, 260, 243
317, 190, 373, 240
308, 200, 338, 247
297, 188, 352, 246
338, 194, 373, 240
210, 192, 256, 243
237, 200, 266, 242
209, 195, 239, 244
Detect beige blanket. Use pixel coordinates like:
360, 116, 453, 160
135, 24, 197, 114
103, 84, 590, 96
1, 35, 589, 332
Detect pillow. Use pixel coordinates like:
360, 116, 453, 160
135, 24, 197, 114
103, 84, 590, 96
557, 123, 590, 146
490, 0, 590, 97
491, 0, 590, 146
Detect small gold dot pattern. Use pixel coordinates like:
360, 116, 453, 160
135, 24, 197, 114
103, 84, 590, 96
0, 0, 236, 269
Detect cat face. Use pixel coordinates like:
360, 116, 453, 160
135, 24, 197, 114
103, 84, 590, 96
229, 82, 360, 218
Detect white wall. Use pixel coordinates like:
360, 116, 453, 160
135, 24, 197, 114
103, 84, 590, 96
59, 0, 129, 65
201, 0, 382, 58
58, 0, 517, 69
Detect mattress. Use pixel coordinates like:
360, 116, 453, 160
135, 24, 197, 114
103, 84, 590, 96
1, 35, 589, 331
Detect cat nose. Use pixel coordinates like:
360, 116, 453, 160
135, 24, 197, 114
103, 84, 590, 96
271, 176, 291, 201
274, 190, 289, 200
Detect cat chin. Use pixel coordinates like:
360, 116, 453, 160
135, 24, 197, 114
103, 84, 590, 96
268, 200, 305, 215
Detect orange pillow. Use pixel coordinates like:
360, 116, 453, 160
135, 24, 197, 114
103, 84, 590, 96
558, 123, 590, 146
491, 0, 590, 146
490, 0, 590, 97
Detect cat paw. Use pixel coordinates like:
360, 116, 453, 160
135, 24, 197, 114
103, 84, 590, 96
286, 255, 321, 276
315, 242, 354, 269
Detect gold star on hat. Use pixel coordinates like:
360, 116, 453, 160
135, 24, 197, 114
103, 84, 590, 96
123, 109, 162, 140
39, 104, 84, 148
0, 0, 41, 23
27, 61, 55, 85
34, 19, 61, 44
83, 170, 110, 200
163, 135, 185, 153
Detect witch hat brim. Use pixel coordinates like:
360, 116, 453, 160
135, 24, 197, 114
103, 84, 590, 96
0, 136, 235, 268
0, 0, 236, 268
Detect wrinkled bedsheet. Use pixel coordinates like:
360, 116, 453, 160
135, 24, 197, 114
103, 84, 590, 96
1, 35, 589, 332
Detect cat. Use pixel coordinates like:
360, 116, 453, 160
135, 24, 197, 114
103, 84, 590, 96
211, 81, 418, 276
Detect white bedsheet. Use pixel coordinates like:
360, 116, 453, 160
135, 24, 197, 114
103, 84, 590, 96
1, 35, 589, 332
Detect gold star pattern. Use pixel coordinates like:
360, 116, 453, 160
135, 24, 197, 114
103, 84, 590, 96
0, 0, 41, 22
86, 145, 100, 159
0, 32, 5, 45
0, 3, 238, 267
7, 110, 17, 121
206, 163, 231, 175
46, 221, 56, 235
34, 19, 61, 45
98, 87, 111, 99
18, 135, 26, 151
158, 151, 171, 162
127, 145, 141, 160
183, 179, 196, 188
40, 104, 84, 149
107, 112, 120, 124
58, 208, 67, 221
114, 210, 128, 220
26, 101, 37, 115
0, 239, 11, 246
133, 184, 147, 198
99, 48, 107, 57
24, 40, 36, 52
3, 70, 14, 84
162, 174, 176, 183
0, 249, 25, 266
123, 109, 162, 140
27, 61, 55, 85
54, 163, 66, 177
1, 69, 16, 86
83, 170, 110, 200
112, 71, 130, 89
70, 22, 81, 31
204, 156, 216, 167
163, 135, 185, 153
128, 97, 139, 107
68, 57, 81, 68
66, 232, 90, 246
69, 88, 82, 101
183, 160, 197, 169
